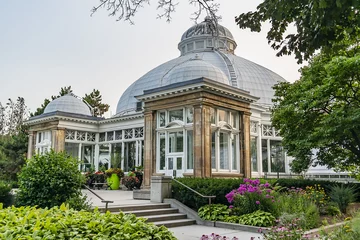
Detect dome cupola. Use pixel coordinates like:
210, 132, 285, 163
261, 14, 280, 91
44, 93, 92, 116
178, 17, 237, 55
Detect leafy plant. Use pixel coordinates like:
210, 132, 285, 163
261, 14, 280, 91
64, 194, 92, 211
329, 185, 357, 213
325, 202, 341, 216
16, 150, 87, 209
237, 210, 275, 227
122, 176, 139, 190
105, 168, 124, 178
0, 181, 12, 207
198, 204, 230, 221
261, 218, 310, 240
0, 204, 176, 239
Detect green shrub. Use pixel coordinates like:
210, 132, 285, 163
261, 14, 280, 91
326, 202, 342, 216
237, 210, 275, 227
278, 212, 307, 229
0, 181, 12, 206
198, 204, 230, 221
329, 185, 357, 214
304, 203, 320, 229
0, 204, 176, 239
275, 179, 360, 201
16, 150, 87, 209
232, 191, 277, 217
64, 194, 92, 211
172, 178, 275, 210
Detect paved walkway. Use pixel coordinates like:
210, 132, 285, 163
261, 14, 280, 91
83, 189, 263, 240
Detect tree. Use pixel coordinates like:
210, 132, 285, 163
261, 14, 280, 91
91, 0, 220, 24
235, 0, 360, 63
271, 43, 360, 173
83, 89, 110, 117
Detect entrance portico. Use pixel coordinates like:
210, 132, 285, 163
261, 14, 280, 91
137, 77, 258, 188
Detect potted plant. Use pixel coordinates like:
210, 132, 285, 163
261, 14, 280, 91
134, 166, 143, 189
105, 168, 124, 190
122, 175, 139, 190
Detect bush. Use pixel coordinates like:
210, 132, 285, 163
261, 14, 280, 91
274, 179, 360, 201
262, 218, 309, 240
172, 178, 276, 210
16, 150, 87, 209
198, 204, 230, 221
0, 204, 176, 239
237, 210, 275, 227
329, 185, 357, 213
326, 202, 342, 216
0, 181, 12, 206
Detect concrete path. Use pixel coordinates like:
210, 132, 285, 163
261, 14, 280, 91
82, 189, 263, 240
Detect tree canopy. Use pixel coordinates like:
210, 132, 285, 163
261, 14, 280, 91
271, 42, 360, 173
235, 0, 360, 63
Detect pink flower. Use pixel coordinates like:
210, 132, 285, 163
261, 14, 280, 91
256, 201, 260, 205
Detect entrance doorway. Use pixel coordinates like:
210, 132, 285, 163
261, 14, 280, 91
165, 154, 184, 177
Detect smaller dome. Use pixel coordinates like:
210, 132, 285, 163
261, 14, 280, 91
44, 94, 92, 116
181, 19, 234, 41
162, 56, 230, 86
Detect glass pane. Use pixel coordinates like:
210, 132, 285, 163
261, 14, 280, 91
82, 145, 94, 172
270, 140, 285, 173
232, 136, 237, 170
186, 108, 193, 123
232, 113, 237, 128
99, 144, 110, 170
159, 133, 166, 170
169, 131, 183, 153
219, 132, 229, 170
65, 142, 79, 159
124, 141, 136, 172
159, 112, 166, 127
111, 143, 122, 168
177, 157, 182, 170
218, 109, 228, 122
168, 158, 174, 170
210, 108, 216, 124
107, 131, 114, 141
169, 109, 183, 122
187, 130, 194, 169
251, 137, 258, 172
211, 132, 216, 169
262, 139, 268, 172
99, 133, 105, 142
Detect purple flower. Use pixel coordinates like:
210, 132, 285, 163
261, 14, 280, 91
229, 205, 233, 209
264, 182, 270, 188
256, 201, 260, 205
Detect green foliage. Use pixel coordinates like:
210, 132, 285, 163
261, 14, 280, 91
0, 204, 176, 239
329, 185, 357, 213
304, 203, 321, 229
172, 178, 244, 209
263, 218, 309, 240
274, 179, 360, 202
64, 194, 92, 211
271, 46, 360, 173
0, 181, 11, 207
83, 89, 110, 117
0, 125, 28, 181
325, 203, 341, 217
319, 217, 360, 240
235, 0, 360, 63
198, 204, 230, 221
237, 210, 275, 227
16, 150, 86, 209
172, 178, 276, 210
232, 192, 277, 217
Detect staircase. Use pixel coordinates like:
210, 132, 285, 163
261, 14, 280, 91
102, 203, 195, 228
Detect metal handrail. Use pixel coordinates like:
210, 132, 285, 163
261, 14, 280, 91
83, 185, 114, 212
172, 178, 216, 205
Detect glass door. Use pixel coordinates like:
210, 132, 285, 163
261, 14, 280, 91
165, 155, 184, 177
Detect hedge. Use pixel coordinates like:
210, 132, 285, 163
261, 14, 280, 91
171, 178, 276, 210
274, 178, 360, 201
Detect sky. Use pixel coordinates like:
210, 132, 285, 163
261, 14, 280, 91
0, 1, 303, 117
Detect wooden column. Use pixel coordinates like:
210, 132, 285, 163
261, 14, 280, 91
193, 104, 212, 178
51, 128, 65, 152
143, 110, 156, 188
240, 113, 251, 178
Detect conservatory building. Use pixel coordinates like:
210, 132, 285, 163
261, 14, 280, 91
25, 18, 292, 188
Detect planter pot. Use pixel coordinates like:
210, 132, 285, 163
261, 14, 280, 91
107, 174, 120, 190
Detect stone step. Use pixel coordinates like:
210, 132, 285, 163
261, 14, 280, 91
101, 203, 171, 212
123, 208, 178, 217
153, 219, 196, 228
145, 213, 187, 222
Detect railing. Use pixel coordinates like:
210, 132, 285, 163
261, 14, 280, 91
83, 185, 114, 212
172, 178, 216, 205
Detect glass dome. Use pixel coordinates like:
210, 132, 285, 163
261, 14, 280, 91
44, 94, 92, 116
